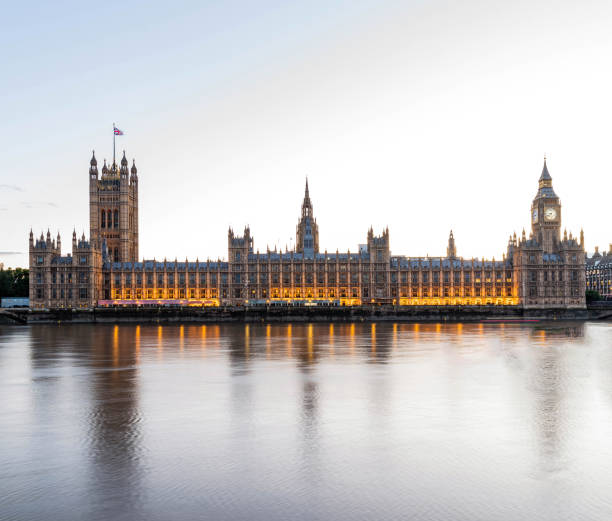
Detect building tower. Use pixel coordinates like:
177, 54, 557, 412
295, 178, 319, 257
89, 150, 139, 262
531, 158, 561, 253
447, 230, 457, 258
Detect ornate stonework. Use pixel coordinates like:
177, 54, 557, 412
29, 154, 585, 310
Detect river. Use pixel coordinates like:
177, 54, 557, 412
1, 322, 612, 520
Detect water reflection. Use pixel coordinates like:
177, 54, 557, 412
1, 321, 611, 521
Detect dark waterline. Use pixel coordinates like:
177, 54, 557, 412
1, 322, 612, 521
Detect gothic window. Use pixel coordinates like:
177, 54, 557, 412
114, 248, 119, 262
101, 210, 106, 228
235, 252, 241, 262
114, 209, 119, 229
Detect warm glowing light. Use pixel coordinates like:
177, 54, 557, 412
307, 323, 314, 361
135, 325, 141, 359
371, 323, 376, 354
113, 325, 119, 366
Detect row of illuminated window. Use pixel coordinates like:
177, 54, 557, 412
106, 286, 515, 300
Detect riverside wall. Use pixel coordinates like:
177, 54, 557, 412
6, 304, 602, 325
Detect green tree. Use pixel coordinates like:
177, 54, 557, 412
585, 290, 602, 303
0, 268, 29, 299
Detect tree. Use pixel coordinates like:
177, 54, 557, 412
585, 290, 602, 303
0, 268, 29, 298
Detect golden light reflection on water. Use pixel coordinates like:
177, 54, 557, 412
329, 324, 335, 356
157, 325, 163, 359
286, 324, 292, 356
179, 325, 185, 354
393, 323, 398, 350
307, 324, 314, 361
245, 324, 250, 358
266, 324, 271, 358
135, 325, 140, 362
201, 325, 207, 356
113, 325, 119, 366
371, 323, 376, 354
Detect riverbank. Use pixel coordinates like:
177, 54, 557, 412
1, 304, 606, 325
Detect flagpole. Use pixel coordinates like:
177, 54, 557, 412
113, 122, 115, 165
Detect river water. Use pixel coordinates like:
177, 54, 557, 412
1, 322, 612, 521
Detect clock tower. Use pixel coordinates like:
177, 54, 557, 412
530, 158, 561, 253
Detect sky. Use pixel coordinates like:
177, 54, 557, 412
1, 0, 611, 268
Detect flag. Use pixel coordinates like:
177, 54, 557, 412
113, 126, 124, 135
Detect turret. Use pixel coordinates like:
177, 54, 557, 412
89, 151, 98, 179
29, 229, 33, 248
120, 150, 129, 181
447, 230, 457, 258
56, 232, 61, 252
295, 178, 319, 256
130, 159, 138, 181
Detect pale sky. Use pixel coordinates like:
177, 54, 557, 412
1, 0, 611, 268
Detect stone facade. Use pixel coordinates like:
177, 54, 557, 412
89, 151, 138, 263
586, 246, 612, 299
28, 153, 586, 310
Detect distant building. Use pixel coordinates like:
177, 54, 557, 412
586, 246, 612, 299
28, 150, 586, 310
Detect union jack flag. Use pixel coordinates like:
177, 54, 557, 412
113, 127, 124, 135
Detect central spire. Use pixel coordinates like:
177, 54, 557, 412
301, 177, 312, 217
296, 178, 319, 256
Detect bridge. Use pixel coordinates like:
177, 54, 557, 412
0, 309, 28, 324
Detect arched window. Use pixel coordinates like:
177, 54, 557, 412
107, 210, 112, 229
114, 209, 119, 229
114, 248, 119, 262
101, 209, 106, 228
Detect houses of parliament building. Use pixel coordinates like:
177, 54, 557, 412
29, 150, 586, 310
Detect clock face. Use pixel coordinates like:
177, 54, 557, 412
532, 209, 538, 223
544, 207, 557, 221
